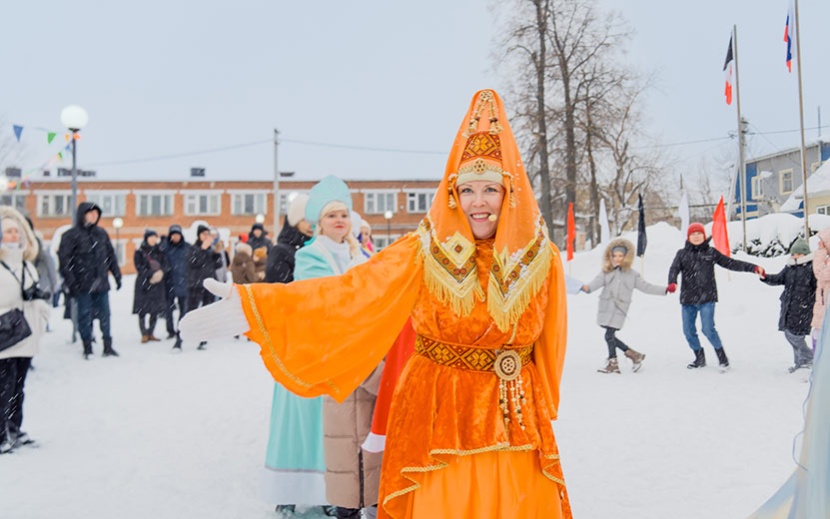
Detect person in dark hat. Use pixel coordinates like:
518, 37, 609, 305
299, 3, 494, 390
668, 222, 764, 370
161, 224, 189, 344
57, 202, 122, 359
180, 224, 221, 351
133, 229, 168, 343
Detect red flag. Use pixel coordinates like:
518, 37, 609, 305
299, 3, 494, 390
711, 196, 731, 257
566, 202, 575, 261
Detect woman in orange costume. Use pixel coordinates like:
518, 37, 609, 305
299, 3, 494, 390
180, 89, 572, 518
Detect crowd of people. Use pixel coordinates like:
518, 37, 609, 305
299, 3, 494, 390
1, 89, 828, 518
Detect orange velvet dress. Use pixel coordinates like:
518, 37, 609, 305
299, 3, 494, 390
237, 232, 571, 519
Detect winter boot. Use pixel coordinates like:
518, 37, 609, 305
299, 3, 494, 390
141, 335, 150, 344
8, 423, 34, 447
102, 337, 119, 357
197, 341, 207, 351
334, 508, 361, 519
624, 349, 646, 372
321, 506, 338, 517
687, 349, 706, 369
274, 504, 295, 515
172, 337, 183, 352
715, 347, 729, 370
597, 357, 621, 374
0, 437, 12, 454
83, 341, 93, 360
148, 335, 161, 342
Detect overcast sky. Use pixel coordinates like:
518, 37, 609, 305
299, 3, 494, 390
2, 0, 827, 186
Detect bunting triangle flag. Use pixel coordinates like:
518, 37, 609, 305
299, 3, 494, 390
13, 125, 23, 142
58, 152, 63, 161
47, 132, 56, 144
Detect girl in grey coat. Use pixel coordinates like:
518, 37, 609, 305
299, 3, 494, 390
582, 238, 670, 373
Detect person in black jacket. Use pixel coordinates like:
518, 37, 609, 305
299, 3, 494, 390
265, 194, 313, 283
248, 223, 272, 253
760, 238, 816, 372
667, 222, 764, 370
180, 224, 221, 350
161, 224, 189, 343
58, 202, 122, 359
133, 229, 168, 343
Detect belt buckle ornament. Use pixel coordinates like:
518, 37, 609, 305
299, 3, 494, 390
494, 349, 521, 381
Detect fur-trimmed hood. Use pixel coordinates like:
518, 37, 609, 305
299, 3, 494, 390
602, 237, 635, 272
235, 242, 253, 257
0, 205, 39, 262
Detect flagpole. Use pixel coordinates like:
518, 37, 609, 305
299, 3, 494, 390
732, 25, 748, 251
794, 0, 811, 237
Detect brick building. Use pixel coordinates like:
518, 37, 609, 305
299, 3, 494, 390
2, 176, 440, 274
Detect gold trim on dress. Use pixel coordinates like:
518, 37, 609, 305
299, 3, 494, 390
243, 284, 341, 394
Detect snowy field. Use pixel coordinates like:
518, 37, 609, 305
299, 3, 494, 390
0, 222, 814, 518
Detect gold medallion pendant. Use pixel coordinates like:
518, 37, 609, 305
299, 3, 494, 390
494, 350, 522, 381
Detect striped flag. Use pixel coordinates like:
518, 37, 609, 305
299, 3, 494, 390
723, 36, 734, 105
784, 0, 796, 72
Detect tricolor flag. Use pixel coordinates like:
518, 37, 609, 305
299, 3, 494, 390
723, 36, 734, 105
784, 0, 796, 72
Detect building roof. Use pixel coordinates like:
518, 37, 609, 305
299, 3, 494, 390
747, 136, 829, 164
781, 159, 830, 212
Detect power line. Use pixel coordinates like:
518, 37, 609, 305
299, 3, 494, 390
86, 139, 271, 167
281, 138, 445, 156
82, 123, 830, 168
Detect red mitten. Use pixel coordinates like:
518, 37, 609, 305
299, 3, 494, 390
666, 283, 677, 294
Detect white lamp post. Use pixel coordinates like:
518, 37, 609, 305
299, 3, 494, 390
112, 217, 124, 265
60, 105, 89, 215
384, 210, 393, 249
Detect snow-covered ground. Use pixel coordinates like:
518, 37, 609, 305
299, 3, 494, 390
0, 222, 814, 518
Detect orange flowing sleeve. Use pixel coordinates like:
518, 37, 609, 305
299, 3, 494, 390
237, 233, 422, 403
534, 243, 568, 420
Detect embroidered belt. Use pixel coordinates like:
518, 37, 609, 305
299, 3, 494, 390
415, 335, 534, 434
414, 335, 534, 375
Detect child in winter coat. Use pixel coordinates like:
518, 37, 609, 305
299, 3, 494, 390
582, 238, 670, 374
761, 239, 816, 372
668, 222, 764, 370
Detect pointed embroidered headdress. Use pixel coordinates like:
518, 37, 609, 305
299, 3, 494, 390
418, 89, 554, 333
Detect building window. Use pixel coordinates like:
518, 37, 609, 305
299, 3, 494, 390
184, 193, 221, 216
751, 176, 764, 200
0, 193, 27, 212
38, 193, 73, 217
817, 205, 830, 215
406, 191, 435, 213
373, 235, 400, 251
137, 194, 174, 216
232, 193, 267, 215
779, 169, 794, 195
84, 192, 126, 216
364, 191, 396, 215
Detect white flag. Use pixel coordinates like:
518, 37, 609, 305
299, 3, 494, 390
678, 190, 690, 239
599, 199, 610, 246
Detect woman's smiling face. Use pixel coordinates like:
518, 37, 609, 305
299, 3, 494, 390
458, 181, 505, 240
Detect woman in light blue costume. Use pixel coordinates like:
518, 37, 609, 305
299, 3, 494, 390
264, 176, 366, 516
748, 302, 830, 518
